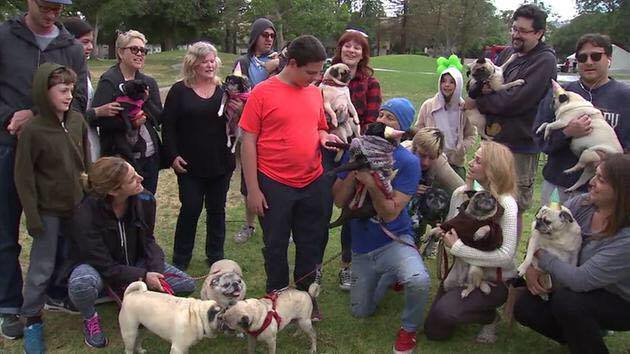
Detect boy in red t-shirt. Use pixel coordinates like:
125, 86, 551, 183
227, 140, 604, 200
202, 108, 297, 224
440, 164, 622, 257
239, 35, 342, 295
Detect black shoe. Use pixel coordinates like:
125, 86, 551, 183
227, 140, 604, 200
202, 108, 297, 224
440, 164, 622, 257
44, 297, 80, 315
0, 314, 23, 339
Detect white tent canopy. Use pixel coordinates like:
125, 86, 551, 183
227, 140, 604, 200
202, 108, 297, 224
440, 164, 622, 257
567, 44, 630, 71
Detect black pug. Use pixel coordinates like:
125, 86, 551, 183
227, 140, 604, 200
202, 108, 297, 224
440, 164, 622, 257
409, 187, 450, 250
101, 79, 148, 164
217, 65, 251, 153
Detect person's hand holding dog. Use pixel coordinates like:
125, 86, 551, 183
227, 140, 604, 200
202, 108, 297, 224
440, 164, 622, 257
441, 228, 459, 248
94, 102, 124, 117
145, 272, 165, 292
319, 131, 344, 150
247, 188, 268, 217
354, 169, 376, 189
227, 99, 245, 117
172, 156, 188, 174
562, 115, 592, 138
131, 110, 147, 128
7, 109, 34, 136
524, 265, 550, 295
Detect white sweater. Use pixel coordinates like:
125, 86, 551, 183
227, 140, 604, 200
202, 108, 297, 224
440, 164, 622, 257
444, 186, 519, 285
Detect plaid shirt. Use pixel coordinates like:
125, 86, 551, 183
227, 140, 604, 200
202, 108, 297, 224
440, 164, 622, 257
348, 71, 382, 133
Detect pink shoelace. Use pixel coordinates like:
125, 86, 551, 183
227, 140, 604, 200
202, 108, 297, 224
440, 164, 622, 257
85, 315, 102, 336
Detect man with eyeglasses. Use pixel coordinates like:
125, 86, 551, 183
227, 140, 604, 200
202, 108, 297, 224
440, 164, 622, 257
232, 17, 280, 245
534, 33, 630, 204
0, 0, 87, 346
464, 4, 556, 238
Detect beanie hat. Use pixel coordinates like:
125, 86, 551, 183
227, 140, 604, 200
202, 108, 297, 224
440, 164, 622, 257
248, 18, 276, 54
381, 98, 415, 131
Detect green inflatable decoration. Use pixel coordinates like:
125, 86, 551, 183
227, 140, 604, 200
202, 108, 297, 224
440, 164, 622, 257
436, 54, 463, 74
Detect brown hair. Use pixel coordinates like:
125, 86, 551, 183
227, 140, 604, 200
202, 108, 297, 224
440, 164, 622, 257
480, 141, 517, 198
597, 154, 630, 237
48, 67, 77, 88
331, 31, 374, 77
85, 157, 130, 198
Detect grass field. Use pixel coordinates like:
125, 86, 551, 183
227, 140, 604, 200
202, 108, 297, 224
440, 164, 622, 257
1, 52, 629, 354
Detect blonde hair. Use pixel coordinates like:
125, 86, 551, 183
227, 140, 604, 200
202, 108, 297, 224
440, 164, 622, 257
411, 127, 444, 159
479, 141, 517, 197
85, 157, 130, 198
115, 30, 147, 62
182, 41, 222, 86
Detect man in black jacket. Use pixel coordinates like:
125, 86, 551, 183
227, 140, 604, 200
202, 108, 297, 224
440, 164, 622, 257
465, 4, 557, 237
0, 0, 87, 341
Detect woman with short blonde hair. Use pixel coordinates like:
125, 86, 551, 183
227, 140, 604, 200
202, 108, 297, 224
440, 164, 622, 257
162, 42, 235, 270
424, 141, 519, 344
115, 30, 147, 62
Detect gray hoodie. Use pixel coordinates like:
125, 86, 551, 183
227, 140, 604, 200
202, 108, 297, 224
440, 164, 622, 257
233, 18, 276, 82
0, 15, 87, 146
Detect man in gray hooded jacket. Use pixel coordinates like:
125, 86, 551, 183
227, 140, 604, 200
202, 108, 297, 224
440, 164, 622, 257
0, 0, 87, 341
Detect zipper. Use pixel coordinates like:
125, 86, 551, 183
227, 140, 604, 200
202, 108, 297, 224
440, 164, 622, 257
61, 120, 68, 133
118, 221, 130, 265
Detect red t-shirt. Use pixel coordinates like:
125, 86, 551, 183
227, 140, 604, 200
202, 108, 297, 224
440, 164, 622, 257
239, 76, 328, 188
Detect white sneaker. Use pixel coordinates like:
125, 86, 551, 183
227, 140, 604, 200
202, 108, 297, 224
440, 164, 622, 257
338, 268, 352, 291
234, 225, 255, 244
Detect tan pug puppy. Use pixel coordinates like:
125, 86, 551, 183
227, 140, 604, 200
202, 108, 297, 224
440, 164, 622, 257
536, 80, 623, 191
320, 63, 360, 161
119, 281, 222, 354
220, 288, 318, 354
200, 259, 247, 309
517, 205, 582, 300
465, 54, 525, 140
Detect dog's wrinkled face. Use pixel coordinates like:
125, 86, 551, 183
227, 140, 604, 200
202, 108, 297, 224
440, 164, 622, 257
468, 58, 495, 82
221, 301, 254, 332
534, 205, 575, 235
120, 79, 148, 100
552, 88, 582, 114
224, 74, 251, 94
211, 272, 244, 298
325, 63, 352, 85
465, 190, 498, 220
207, 304, 223, 329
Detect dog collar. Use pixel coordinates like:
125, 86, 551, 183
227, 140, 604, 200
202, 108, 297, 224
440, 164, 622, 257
322, 78, 347, 87
247, 292, 282, 338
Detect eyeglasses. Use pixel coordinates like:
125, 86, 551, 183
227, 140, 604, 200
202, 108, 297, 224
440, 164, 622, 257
576, 52, 605, 63
34, 0, 63, 14
510, 26, 537, 35
124, 46, 148, 56
260, 32, 275, 39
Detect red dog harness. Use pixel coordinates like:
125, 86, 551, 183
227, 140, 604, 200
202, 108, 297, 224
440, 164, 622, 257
247, 292, 282, 338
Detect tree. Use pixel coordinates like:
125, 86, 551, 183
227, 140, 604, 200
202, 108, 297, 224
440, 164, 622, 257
1, 0, 26, 22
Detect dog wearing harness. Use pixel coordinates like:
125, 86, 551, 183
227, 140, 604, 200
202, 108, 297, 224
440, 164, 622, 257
220, 288, 318, 354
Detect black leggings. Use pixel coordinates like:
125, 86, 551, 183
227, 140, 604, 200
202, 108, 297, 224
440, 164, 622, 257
515, 288, 630, 354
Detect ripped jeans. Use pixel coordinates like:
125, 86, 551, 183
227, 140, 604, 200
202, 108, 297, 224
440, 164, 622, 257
350, 235, 431, 332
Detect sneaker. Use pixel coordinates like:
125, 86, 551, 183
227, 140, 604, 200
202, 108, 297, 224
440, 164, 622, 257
234, 225, 255, 244
83, 313, 108, 348
393, 328, 416, 354
0, 314, 23, 339
23, 322, 45, 354
338, 268, 352, 291
44, 297, 80, 315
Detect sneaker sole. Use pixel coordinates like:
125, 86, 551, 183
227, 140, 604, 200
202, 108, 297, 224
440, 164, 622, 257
43, 303, 80, 315
85, 337, 109, 348
1, 332, 22, 340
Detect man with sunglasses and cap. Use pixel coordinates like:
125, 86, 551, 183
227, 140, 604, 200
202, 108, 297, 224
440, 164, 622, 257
534, 33, 630, 204
464, 4, 556, 238
0, 0, 87, 345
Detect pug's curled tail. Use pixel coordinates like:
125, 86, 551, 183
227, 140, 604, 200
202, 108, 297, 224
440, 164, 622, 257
124, 280, 148, 297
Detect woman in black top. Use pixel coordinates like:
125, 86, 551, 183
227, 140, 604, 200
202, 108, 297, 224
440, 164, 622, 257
91, 30, 163, 194
162, 42, 236, 270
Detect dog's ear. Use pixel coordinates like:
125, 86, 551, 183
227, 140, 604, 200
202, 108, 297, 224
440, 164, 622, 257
559, 94, 569, 103
559, 210, 574, 224
207, 306, 221, 322
330, 66, 339, 78
476, 58, 486, 64
239, 315, 250, 329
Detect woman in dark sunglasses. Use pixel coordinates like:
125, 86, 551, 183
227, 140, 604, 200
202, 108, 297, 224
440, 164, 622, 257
91, 30, 164, 194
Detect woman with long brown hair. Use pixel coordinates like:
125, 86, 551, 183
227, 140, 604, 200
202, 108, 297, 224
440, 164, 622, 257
515, 153, 630, 354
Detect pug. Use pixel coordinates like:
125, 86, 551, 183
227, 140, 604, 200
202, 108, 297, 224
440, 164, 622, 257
428, 190, 504, 298
517, 205, 582, 300
119, 281, 222, 354
320, 63, 361, 161
535, 80, 623, 191
220, 288, 318, 354
465, 54, 525, 140
200, 259, 247, 309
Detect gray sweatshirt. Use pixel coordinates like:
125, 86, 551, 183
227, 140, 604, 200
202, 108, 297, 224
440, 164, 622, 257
538, 193, 630, 302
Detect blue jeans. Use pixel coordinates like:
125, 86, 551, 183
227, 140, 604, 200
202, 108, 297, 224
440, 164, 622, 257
350, 235, 431, 332
0, 144, 23, 315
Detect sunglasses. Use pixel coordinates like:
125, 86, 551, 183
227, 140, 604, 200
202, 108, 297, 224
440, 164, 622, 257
576, 52, 605, 63
261, 32, 275, 39
34, 0, 63, 14
124, 46, 148, 56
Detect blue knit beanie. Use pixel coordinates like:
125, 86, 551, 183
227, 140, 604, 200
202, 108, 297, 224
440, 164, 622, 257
381, 98, 415, 131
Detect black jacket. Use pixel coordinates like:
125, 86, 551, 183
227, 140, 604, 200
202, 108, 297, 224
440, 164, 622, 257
65, 191, 165, 287
0, 15, 87, 146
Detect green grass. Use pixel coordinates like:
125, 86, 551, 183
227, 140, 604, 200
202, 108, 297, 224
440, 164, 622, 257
1, 53, 629, 354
